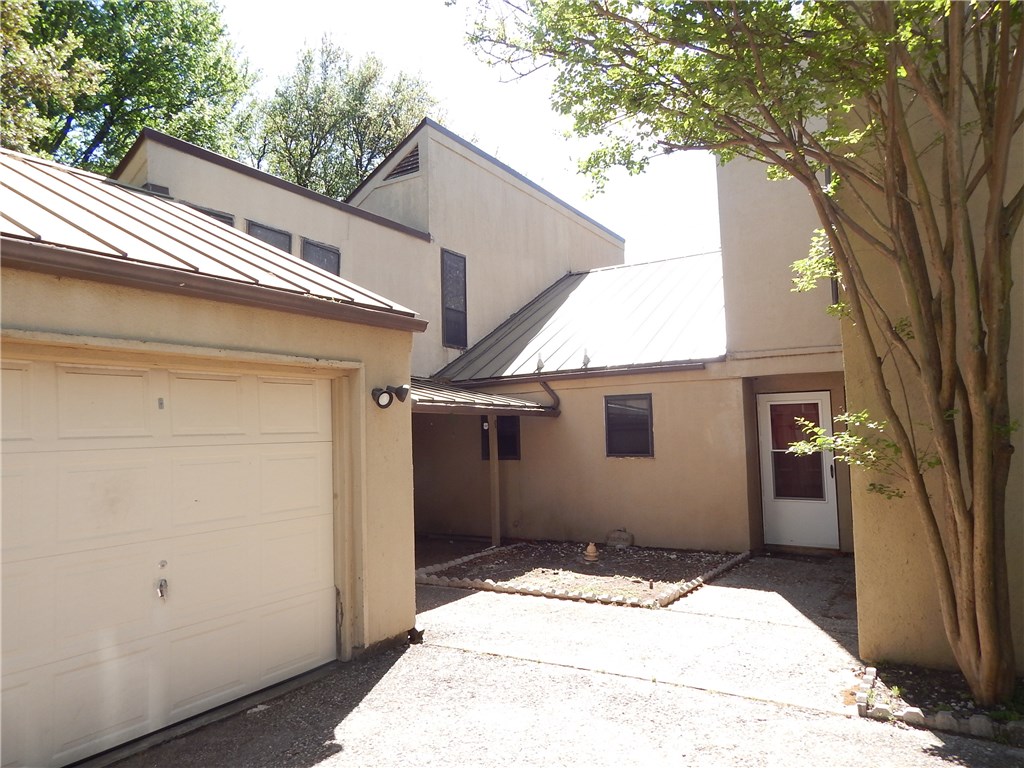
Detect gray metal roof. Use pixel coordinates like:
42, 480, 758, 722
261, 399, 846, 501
1, 149, 425, 331
411, 378, 556, 416
438, 253, 725, 382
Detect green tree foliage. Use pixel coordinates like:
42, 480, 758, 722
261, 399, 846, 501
23, 0, 251, 173
470, 1, 1022, 704
238, 38, 437, 199
0, 0, 103, 154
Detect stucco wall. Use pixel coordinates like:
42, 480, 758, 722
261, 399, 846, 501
356, 128, 627, 371
2, 267, 418, 652
718, 159, 842, 359
840, 111, 1023, 671
413, 370, 752, 552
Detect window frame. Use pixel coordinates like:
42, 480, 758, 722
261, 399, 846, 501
301, 237, 341, 275
185, 202, 234, 228
604, 394, 654, 458
480, 415, 521, 461
246, 220, 292, 254
441, 249, 468, 349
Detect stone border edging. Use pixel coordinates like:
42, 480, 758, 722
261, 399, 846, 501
856, 666, 1024, 747
416, 546, 752, 610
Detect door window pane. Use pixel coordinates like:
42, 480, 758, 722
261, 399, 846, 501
770, 402, 824, 500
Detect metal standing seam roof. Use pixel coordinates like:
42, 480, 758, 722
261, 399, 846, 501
437, 252, 726, 382
0, 149, 425, 331
410, 378, 555, 416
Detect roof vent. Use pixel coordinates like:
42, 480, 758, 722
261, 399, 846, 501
385, 144, 419, 180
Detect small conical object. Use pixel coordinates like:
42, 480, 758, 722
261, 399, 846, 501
584, 542, 599, 562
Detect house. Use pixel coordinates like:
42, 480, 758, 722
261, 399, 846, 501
113, 120, 626, 377
0, 149, 426, 768
112, 122, 851, 556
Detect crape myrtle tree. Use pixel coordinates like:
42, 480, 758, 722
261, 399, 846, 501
237, 38, 437, 199
469, 0, 1022, 704
22, 0, 251, 173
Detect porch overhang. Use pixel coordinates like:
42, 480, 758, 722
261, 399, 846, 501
410, 378, 558, 417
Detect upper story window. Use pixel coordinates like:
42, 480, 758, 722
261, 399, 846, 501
441, 249, 467, 349
301, 238, 341, 275
480, 415, 521, 460
605, 394, 654, 457
247, 220, 292, 253
186, 202, 234, 227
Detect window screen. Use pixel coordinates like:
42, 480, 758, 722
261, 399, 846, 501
605, 394, 654, 457
441, 249, 467, 348
301, 238, 341, 274
247, 220, 292, 253
481, 416, 521, 460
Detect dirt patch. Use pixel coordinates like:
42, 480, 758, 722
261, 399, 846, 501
870, 663, 1024, 723
422, 541, 737, 604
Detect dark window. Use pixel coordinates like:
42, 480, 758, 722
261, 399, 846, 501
301, 238, 341, 274
441, 249, 467, 348
186, 202, 234, 227
605, 394, 654, 457
247, 220, 292, 253
481, 416, 520, 460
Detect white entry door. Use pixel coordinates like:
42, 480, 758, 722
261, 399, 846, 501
757, 391, 839, 549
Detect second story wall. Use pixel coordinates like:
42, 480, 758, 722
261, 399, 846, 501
351, 121, 626, 370
717, 159, 841, 363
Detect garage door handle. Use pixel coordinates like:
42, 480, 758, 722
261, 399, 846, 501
157, 579, 168, 599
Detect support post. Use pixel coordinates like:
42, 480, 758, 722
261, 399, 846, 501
487, 414, 500, 546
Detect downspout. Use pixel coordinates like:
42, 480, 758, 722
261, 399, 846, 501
539, 380, 561, 414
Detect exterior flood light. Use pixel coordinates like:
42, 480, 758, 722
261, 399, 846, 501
372, 384, 411, 409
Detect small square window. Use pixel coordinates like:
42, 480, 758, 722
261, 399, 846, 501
247, 220, 292, 253
186, 202, 234, 227
301, 238, 341, 274
481, 416, 520, 460
605, 394, 653, 457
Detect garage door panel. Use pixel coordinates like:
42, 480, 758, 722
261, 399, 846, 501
1, 677, 37, 768
57, 366, 153, 439
54, 550, 155, 659
164, 528, 254, 628
259, 515, 333, 600
57, 457, 161, 545
171, 451, 255, 529
1, 360, 33, 441
1, 454, 56, 558
170, 372, 247, 436
260, 446, 332, 520
258, 377, 328, 436
167, 619, 250, 719
257, 590, 335, 683
1, 563, 54, 675
51, 645, 154, 766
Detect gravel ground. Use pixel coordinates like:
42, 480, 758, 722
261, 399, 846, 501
102, 556, 1024, 768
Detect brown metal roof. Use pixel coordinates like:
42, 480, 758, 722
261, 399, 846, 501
411, 378, 556, 416
437, 253, 725, 382
1, 149, 426, 332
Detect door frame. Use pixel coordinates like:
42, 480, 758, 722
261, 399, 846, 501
756, 390, 839, 549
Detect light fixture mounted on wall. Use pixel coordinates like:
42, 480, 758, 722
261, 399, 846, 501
371, 384, 411, 409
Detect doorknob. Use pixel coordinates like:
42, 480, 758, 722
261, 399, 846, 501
156, 578, 168, 599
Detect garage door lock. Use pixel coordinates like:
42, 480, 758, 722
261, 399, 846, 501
156, 578, 168, 599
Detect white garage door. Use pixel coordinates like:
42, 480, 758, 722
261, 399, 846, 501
1, 355, 337, 768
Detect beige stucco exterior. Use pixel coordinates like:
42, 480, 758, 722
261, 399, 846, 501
1, 267, 418, 654
837, 102, 1023, 671
115, 123, 625, 379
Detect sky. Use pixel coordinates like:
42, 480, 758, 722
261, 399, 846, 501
217, 0, 721, 264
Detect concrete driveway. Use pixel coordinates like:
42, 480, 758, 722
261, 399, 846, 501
99, 555, 1023, 768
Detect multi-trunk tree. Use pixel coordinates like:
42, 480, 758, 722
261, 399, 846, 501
470, 0, 1022, 704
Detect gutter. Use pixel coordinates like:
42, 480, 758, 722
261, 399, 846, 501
2, 238, 428, 334
448, 359, 716, 388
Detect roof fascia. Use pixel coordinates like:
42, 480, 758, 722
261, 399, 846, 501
448, 359, 718, 388
112, 128, 432, 243
411, 402, 558, 417
2, 238, 428, 333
